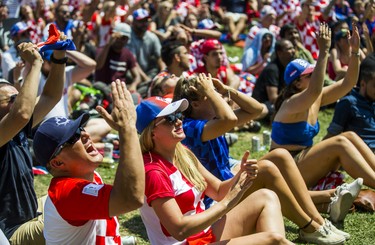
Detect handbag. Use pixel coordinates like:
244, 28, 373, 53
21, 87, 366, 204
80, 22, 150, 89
353, 189, 375, 212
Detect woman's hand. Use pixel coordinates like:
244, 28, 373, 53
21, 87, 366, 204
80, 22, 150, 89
316, 23, 331, 53
222, 151, 255, 209
188, 73, 216, 97
239, 150, 258, 181
349, 21, 360, 53
211, 77, 227, 95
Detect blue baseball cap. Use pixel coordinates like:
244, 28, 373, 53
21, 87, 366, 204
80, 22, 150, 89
197, 19, 217, 30
133, 8, 150, 21
33, 113, 90, 166
284, 58, 315, 85
136, 96, 188, 133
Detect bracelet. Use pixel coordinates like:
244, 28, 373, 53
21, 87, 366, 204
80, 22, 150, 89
351, 51, 360, 57
50, 53, 68, 64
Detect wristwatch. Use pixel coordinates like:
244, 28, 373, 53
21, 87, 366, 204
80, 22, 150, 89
50, 53, 68, 64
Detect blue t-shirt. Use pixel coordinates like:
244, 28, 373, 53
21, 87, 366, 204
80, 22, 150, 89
327, 88, 375, 150
0, 120, 37, 239
182, 118, 233, 207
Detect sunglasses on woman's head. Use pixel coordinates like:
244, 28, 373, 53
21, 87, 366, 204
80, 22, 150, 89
155, 112, 184, 127
50, 127, 85, 160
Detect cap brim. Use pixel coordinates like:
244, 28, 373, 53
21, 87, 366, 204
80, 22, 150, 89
157, 99, 188, 117
301, 65, 315, 75
55, 113, 90, 149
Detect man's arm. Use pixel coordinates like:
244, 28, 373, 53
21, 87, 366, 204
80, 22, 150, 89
0, 43, 43, 146
68, 50, 96, 83
32, 50, 67, 127
96, 80, 145, 216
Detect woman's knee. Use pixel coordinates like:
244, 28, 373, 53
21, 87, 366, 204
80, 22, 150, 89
267, 232, 288, 244
341, 131, 361, 142
258, 159, 281, 178
263, 148, 294, 169
253, 189, 280, 207
330, 134, 353, 150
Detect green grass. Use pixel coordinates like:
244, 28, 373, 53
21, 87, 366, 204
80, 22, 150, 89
34, 108, 375, 244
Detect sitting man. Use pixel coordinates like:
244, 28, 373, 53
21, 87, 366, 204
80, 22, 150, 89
0, 43, 66, 244
252, 39, 295, 123
326, 54, 375, 152
32, 80, 145, 244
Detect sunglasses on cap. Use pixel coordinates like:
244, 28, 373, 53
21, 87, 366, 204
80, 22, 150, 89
49, 127, 85, 161
155, 112, 184, 127
0, 94, 17, 104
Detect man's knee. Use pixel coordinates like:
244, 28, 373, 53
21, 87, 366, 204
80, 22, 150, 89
9, 219, 45, 245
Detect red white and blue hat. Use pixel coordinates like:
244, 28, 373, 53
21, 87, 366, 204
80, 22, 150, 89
284, 59, 315, 85
10, 22, 31, 38
133, 8, 150, 20
136, 96, 188, 133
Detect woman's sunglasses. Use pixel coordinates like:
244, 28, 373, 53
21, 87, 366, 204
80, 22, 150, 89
49, 127, 85, 160
155, 112, 184, 127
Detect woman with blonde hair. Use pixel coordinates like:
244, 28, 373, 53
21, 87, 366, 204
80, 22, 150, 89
135, 94, 292, 245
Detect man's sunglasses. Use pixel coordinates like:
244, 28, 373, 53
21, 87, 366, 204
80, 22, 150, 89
49, 127, 85, 160
0, 94, 17, 104
155, 112, 184, 127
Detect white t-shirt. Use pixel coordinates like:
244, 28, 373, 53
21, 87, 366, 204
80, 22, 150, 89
38, 66, 74, 120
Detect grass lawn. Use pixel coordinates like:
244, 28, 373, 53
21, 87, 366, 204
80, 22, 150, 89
34, 108, 375, 244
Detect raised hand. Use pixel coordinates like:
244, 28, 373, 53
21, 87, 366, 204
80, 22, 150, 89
211, 77, 227, 95
188, 73, 215, 97
96, 79, 137, 131
349, 21, 360, 53
17, 42, 43, 64
316, 23, 331, 53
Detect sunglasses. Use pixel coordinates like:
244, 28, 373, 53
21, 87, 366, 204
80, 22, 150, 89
0, 94, 17, 104
155, 112, 184, 127
50, 127, 85, 160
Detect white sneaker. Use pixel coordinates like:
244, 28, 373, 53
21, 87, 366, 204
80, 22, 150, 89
338, 178, 363, 199
299, 225, 345, 245
329, 189, 353, 223
324, 218, 350, 240
122, 236, 137, 245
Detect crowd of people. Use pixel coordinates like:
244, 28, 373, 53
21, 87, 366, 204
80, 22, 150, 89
0, 0, 374, 244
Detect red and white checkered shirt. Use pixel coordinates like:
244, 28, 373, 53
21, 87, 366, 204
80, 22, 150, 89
271, 0, 301, 27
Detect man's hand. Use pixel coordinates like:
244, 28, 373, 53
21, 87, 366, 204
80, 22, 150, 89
17, 43, 43, 64
96, 79, 137, 131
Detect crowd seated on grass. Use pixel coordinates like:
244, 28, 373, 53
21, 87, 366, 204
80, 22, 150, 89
1, 0, 375, 244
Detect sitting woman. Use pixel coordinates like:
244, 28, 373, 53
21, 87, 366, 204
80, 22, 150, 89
173, 73, 349, 244
328, 28, 365, 81
272, 23, 375, 204
241, 28, 275, 77
135, 96, 293, 245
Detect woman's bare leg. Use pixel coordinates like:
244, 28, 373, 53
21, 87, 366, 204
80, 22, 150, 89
211, 189, 293, 244
245, 159, 321, 232
340, 131, 375, 171
261, 149, 326, 223
297, 135, 375, 188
